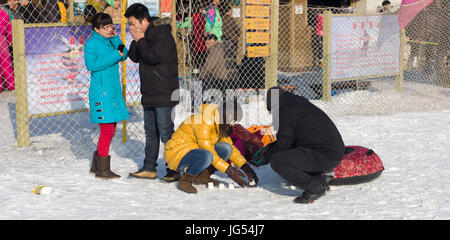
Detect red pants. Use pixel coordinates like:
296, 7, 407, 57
97, 123, 117, 157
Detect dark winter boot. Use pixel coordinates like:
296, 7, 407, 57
95, 155, 120, 180
161, 168, 180, 182
90, 151, 99, 174
194, 166, 220, 186
321, 169, 335, 183
294, 189, 329, 204
178, 173, 198, 194
294, 175, 330, 204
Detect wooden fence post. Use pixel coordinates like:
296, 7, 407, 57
321, 11, 332, 101
237, 2, 245, 65
12, 20, 30, 147
396, 28, 405, 92
289, 0, 296, 69
265, 0, 279, 89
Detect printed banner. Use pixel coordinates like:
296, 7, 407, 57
128, 0, 159, 16
330, 15, 400, 80
160, 0, 173, 12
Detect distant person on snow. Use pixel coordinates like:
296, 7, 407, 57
250, 87, 345, 203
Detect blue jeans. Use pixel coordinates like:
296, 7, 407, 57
142, 106, 175, 172
177, 142, 233, 175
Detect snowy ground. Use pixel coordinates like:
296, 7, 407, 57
0, 84, 449, 220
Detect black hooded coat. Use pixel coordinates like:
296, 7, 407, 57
128, 17, 179, 107
263, 87, 345, 171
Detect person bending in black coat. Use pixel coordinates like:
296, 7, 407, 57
251, 87, 345, 204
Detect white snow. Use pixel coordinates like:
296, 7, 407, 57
0, 83, 449, 219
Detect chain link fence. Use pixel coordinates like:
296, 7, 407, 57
0, 0, 448, 161
304, 2, 449, 117
176, 0, 449, 118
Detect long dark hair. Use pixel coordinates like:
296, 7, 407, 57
217, 100, 243, 139
91, 12, 113, 30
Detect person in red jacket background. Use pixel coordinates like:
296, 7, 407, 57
192, 4, 207, 75
313, 12, 324, 70
0, 8, 14, 91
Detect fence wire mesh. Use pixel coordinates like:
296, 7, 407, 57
0, 0, 448, 162
302, 2, 449, 117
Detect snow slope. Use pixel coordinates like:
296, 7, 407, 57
0, 88, 449, 219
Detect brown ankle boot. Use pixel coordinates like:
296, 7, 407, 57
178, 173, 197, 194
90, 151, 99, 174
95, 155, 120, 179
194, 168, 220, 186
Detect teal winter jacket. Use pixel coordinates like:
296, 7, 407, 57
84, 31, 129, 124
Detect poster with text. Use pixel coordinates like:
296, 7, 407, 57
128, 0, 160, 16
330, 15, 400, 80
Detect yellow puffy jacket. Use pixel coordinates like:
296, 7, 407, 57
164, 104, 247, 173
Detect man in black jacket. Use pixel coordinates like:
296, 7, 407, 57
252, 87, 345, 204
125, 3, 180, 180
7, 0, 43, 23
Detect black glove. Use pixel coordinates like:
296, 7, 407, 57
249, 145, 270, 167
225, 166, 248, 187
241, 164, 258, 187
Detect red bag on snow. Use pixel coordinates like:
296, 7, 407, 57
230, 124, 265, 161
330, 146, 384, 185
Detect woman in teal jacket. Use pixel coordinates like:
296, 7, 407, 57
84, 12, 129, 179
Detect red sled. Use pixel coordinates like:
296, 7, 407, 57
330, 146, 384, 185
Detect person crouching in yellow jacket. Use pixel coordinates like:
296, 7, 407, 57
164, 101, 259, 194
